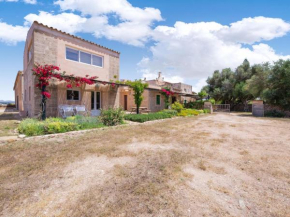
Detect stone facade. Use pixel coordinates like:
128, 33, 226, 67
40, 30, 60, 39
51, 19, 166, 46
13, 71, 24, 112
20, 21, 120, 117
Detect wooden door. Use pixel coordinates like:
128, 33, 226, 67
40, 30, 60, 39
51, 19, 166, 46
124, 95, 128, 110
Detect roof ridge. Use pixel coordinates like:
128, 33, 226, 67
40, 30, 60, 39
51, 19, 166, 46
33, 21, 120, 54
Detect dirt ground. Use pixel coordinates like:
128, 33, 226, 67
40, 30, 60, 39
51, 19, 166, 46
0, 113, 290, 217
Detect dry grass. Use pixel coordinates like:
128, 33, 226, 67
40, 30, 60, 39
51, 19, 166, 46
0, 120, 19, 137
1, 113, 290, 216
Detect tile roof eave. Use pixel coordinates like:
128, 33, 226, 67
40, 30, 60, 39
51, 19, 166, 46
33, 21, 120, 55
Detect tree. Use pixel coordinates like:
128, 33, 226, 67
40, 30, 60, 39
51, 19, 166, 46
246, 63, 271, 99
198, 90, 207, 100
263, 60, 290, 110
126, 80, 148, 114
204, 59, 255, 107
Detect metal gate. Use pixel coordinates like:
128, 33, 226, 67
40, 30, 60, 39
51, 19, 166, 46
213, 104, 231, 112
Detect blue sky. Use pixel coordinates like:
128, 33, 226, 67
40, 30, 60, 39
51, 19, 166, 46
1, 0, 290, 100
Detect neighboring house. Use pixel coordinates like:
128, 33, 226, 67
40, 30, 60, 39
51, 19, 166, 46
13, 22, 196, 117
119, 72, 196, 112
13, 71, 24, 112
17, 21, 120, 117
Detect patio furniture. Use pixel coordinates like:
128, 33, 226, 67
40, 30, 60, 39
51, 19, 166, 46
130, 107, 151, 114
58, 105, 74, 118
74, 105, 87, 116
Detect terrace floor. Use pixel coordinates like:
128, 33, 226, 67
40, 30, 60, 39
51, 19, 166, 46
1, 113, 290, 216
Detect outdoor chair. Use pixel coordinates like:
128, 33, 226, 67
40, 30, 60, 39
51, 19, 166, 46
58, 105, 74, 118
74, 105, 87, 116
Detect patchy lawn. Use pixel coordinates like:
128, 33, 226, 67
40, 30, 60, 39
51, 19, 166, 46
0, 112, 20, 137
0, 113, 290, 216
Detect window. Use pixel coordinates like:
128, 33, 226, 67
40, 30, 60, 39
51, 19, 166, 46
67, 90, 80, 101
92, 55, 103, 67
66, 47, 79, 62
29, 86, 31, 101
28, 44, 32, 63
156, 95, 161, 105
66, 47, 103, 67
80, 51, 91, 64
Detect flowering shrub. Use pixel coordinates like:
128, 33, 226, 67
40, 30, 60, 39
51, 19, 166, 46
177, 109, 200, 117
161, 87, 174, 108
32, 64, 97, 99
171, 101, 184, 113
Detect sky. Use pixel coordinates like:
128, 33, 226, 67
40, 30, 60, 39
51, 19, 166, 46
1, 0, 290, 100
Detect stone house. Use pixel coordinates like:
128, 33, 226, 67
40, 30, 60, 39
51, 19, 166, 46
14, 22, 196, 117
13, 71, 24, 112
119, 72, 196, 112
16, 21, 120, 117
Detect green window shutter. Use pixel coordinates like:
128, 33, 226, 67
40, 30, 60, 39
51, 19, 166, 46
156, 95, 161, 105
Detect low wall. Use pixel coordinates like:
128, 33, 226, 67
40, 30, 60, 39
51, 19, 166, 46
264, 104, 290, 117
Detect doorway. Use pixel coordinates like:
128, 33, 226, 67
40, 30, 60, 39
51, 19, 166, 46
91, 91, 101, 116
172, 96, 177, 104
124, 95, 128, 110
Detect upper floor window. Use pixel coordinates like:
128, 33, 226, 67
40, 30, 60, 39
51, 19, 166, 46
28, 44, 32, 63
66, 47, 103, 67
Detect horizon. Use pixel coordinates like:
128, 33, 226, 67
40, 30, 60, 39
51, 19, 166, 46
1, 0, 290, 100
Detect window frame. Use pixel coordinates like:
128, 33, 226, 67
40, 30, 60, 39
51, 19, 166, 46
29, 86, 31, 101
28, 43, 33, 64
156, 94, 161, 106
65, 46, 104, 68
66, 89, 81, 101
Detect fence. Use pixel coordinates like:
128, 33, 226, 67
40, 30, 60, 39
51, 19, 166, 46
213, 104, 231, 112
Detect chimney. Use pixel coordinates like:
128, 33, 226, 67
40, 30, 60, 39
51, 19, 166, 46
158, 72, 162, 78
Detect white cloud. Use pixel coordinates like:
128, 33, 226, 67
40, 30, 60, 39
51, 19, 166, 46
217, 17, 290, 44
0, 0, 18, 2
138, 17, 290, 92
24, 11, 87, 34
54, 0, 162, 46
0, 22, 28, 45
192, 78, 207, 94
0, 0, 37, 3
23, 0, 37, 4
141, 69, 184, 83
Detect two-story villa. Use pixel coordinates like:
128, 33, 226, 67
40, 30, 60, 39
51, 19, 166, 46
15, 21, 120, 117
14, 22, 196, 117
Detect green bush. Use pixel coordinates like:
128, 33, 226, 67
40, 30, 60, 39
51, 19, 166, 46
171, 101, 184, 113
203, 109, 210, 114
184, 101, 203, 109
160, 109, 178, 117
177, 109, 200, 117
18, 119, 45, 136
99, 108, 124, 126
18, 115, 104, 136
264, 110, 285, 118
124, 112, 172, 123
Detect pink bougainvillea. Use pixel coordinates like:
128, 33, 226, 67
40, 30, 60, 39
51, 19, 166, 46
161, 87, 174, 108
32, 64, 98, 98
161, 88, 174, 96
